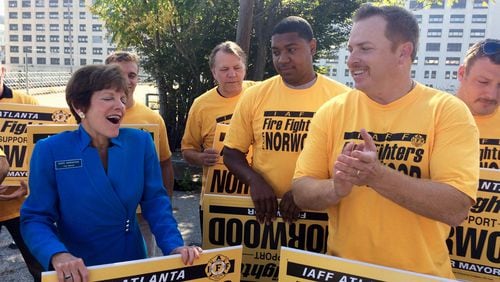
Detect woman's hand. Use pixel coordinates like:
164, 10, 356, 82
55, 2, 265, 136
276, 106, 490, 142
171, 245, 203, 265
51, 252, 89, 282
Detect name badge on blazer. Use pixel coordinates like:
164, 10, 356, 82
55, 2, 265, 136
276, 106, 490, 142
55, 159, 83, 170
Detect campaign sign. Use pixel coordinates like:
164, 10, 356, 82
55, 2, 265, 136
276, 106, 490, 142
447, 168, 500, 281
0, 103, 73, 185
279, 247, 455, 282
42, 245, 242, 282
202, 194, 329, 281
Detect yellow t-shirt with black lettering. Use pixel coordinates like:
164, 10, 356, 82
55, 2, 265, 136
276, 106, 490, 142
224, 74, 349, 197
474, 108, 500, 169
0, 90, 38, 222
294, 83, 479, 278
122, 101, 172, 161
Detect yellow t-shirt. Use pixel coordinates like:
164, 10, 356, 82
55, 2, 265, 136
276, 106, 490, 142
122, 101, 172, 161
294, 83, 479, 278
0, 148, 5, 157
224, 74, 350, 197
474, 108, 500, 169
0, 89, 39, 221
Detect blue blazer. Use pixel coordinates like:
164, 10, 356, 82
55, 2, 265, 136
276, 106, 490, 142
21, 126, 183, 270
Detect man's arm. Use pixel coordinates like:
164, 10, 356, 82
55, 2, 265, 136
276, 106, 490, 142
0, 155, 9, 184
335, 129, 473, 226
182, 148, 219, 167
223, 146, 277, 224
160, 158, 175, 199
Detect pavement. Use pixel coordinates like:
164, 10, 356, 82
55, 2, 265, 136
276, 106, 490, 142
0, 190, 201, 281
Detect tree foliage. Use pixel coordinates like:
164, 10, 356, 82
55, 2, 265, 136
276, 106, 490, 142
91, 0, 359, 150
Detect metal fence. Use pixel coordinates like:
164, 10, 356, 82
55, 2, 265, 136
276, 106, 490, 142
4, 72, 71, 95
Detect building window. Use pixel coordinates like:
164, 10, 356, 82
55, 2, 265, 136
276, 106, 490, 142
427, 29, 442, 37
49, 12, 58, 19
36, 12, 45, 19
10, 46, 19, 53
9, 12, 18, 19
471, 29, 485, 38
92, 36, 103, 44
25, 57, 33, 64
9, 24, 18, 31
80, 24, 86, 31
445, 57, 461, 65
22, 12, 31, 19
80, 58, 87, 65
429, 15, 443, 23
331, 69, 337, 76
424, 57, 439, 65
23, 46, 32, 53
447, 43, 462, 52
452, 71, 458, 79
10, 35, 19, 42
93, 59, 104, 64
36, 46, 46, 53
413, 56, 418, 65
36, 24, 45, 32
344, 69, 349, 77
450, 15, 465, 23
430, 2, 444, 8
64, 47, 72, 54
415, 15, 422, 24
36, 35, 45, 42
79, 12, 86, 19
50, 58, 60, 65
451, 0, 466, 8
50, 24, 59, 31
410, 70, 415, 78
35, 0, 45, 7
445, 71, 451, 79
63, 12, 73, 19
92, 24, 103, 32
65, 58, 72, 65
93, 48, 103, 55
37, 58, 47, 64
426, 43, 440, 52
23, 35, 32, 42
424, 71, 430, 79
63, 0, 72, 7
431, 71, 437, 79
64, 36, 71, 42
449, 29, 463, 38
50, 35, 59, 42
472, 14, 487, 23
473, 0, 488, 8
78, 36, 88, 43
80, 47, 87, 55
22, 0, 31, 7
409, 0, 423, 9
50, 47, 60, 53
22, 24, 32, 31
9, 1, 17, 7
64, 24, 73, 31
79, 0, 85, 7
107, 48, 116, 54
11, 57, 20, 64
49, 0, 58, 7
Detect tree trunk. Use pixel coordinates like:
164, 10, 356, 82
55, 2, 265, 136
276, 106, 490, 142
236, 0, 255, 55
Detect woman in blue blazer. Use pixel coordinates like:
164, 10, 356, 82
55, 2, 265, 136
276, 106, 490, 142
21, 65, 201, 282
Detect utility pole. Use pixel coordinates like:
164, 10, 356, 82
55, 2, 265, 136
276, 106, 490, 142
236, 0, 254, 55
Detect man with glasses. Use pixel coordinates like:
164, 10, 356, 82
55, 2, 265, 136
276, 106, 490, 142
456, 39, 500, 169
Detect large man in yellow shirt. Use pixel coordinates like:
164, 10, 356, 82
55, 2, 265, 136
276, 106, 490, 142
456, 39, 500, 169
291, 5, 478, 278
223, 16, 349, 224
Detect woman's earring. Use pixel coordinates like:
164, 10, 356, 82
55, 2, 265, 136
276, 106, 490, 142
78, 112, 85, 119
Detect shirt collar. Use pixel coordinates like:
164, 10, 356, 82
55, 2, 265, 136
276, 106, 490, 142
77, 125, 123, 151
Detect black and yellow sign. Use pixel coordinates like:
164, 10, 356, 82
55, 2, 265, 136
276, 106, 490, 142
279, 247, 454, 282
41, 245, 242, 282
0, 103, 73, 186
202, 194, 328, 281
447, 168, 500, 281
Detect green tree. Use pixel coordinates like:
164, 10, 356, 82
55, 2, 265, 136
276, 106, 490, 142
91, 0, 359, 149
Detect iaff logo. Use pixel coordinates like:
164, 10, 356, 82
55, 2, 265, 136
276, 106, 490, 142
205, 254, 231, 281
51, 110, 71, 123
411, 134, 425, 147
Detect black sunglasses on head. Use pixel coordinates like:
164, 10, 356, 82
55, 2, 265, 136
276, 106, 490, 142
483, 40, 500, 55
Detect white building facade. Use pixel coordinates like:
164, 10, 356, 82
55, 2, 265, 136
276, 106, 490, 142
4, 0, 117, 72
318, 0, 500, 93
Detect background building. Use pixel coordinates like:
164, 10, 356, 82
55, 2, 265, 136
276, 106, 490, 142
4, 0, 117, 72
318, 0, 500, 93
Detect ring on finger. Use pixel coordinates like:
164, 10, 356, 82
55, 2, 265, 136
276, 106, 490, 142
64, 274, 72, 280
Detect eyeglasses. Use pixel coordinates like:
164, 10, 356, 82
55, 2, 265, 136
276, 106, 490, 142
482, 40, 500, 55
